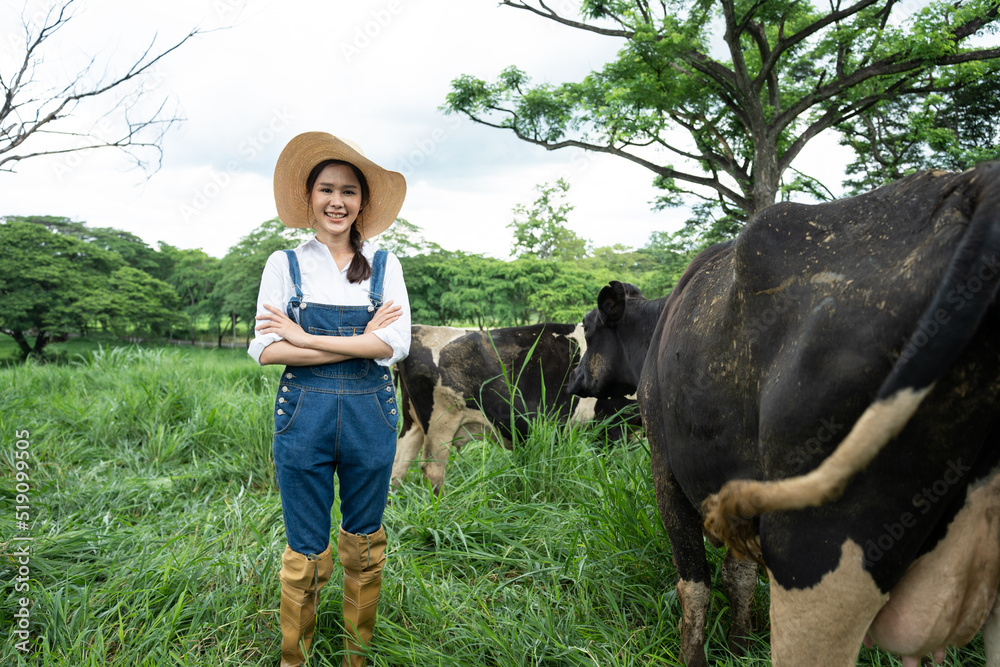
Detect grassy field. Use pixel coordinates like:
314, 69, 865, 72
0, 344, 987, 665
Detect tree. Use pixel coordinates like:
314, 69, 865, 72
0, 217, 191, 357
445, 0, 1000, 236
632, 229, 702, 296
1, 0, 201, 173
399, 250, 462, 325
514, 259, 609, 323
6, 215, 168, 278
158, 243, 222, 342
401, 250, 519, 327
508, 178, 587, 261
584, 242, 646, 290
104, 266, 181, 339
0, 218, 122, 358
838, 76, 1000, 194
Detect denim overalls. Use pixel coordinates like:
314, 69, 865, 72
272, 248, 399, 556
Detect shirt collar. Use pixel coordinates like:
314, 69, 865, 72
301, 237, 376, 270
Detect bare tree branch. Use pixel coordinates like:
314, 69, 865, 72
469, 106, 752, 210
0, 0, 202, 173
501, 0, 633, 37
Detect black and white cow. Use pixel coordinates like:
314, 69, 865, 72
392, 323, 637, 491
568, 164, 1000, 666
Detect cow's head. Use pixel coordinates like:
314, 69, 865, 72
568, 281, 654, 399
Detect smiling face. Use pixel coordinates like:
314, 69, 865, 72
309, 162, 365, 243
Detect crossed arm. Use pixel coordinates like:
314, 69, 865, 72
255, 301, 402, 366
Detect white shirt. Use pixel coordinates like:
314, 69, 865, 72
247, 238, 411, 367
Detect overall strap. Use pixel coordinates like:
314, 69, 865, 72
367, 249, 388, 310
283, 249, 304, 318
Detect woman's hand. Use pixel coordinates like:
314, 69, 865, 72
255, 304, 313, 348
364, 300, 402, 335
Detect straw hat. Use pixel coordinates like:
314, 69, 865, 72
273, 132, 406, 238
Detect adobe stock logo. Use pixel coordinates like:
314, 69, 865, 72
862, 458, 972, 567
786, 416, 845, 473
395, 117, 461, 177
178, 107, 294, 224
894, 254, 1000, 367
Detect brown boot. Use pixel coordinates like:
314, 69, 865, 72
279, 544, 334, 667
338, 526, 387, 667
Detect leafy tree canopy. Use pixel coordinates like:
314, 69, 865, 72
445, 0, 1000, 242
104, 266, 182, 338
0, 218, 122, 357
838, 75, 1000, 193
509, 178, 588, 262
6, 215, 168, 278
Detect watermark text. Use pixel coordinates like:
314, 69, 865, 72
11, 429, 33, 653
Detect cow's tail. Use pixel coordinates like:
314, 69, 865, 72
397, 362, 415, 440
703, 164, 1000, 558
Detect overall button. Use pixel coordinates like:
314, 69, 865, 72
282, 386, 289, 393
367, 305, 375, 312
300, 303, 308, 310
386, 397, 394, 404
382, 374, 389, 380
278, 397, 286, 404
285, 372, 294, 379
277, 409, 285, 415
385, 386, 392, 392
390, 409, 396, 415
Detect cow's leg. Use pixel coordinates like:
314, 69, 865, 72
390, 419, 424, 487
423, 407, 498, 493
720, 550, 756, 655
668, 504, 711, 667
651, 450, 711, 665
768, 539, 887, 667
981, 461, 1000, 667
676, 574, 711, 667
421, 418, 458, 494
420, 401, 477, 493
982, 589, 1000, 667
644, 374, 713, 667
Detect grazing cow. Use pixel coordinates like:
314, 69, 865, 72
567, 164, 1000, 666
392, 323, 637, 491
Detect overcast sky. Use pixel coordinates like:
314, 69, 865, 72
2, 0, 856, 259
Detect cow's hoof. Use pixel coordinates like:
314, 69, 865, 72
728, 634, 752, 658
680, 646, 708, 667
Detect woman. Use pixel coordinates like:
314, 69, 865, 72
249, 132, 410, 667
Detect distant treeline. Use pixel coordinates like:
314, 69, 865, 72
1, 211, 692, 359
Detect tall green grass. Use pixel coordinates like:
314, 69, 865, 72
0, 345, 987, 665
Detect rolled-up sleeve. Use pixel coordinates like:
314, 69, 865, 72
371, 251, 411, 367
247, 251, 290, 366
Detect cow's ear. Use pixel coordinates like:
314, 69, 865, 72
598, 281, 627, 324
